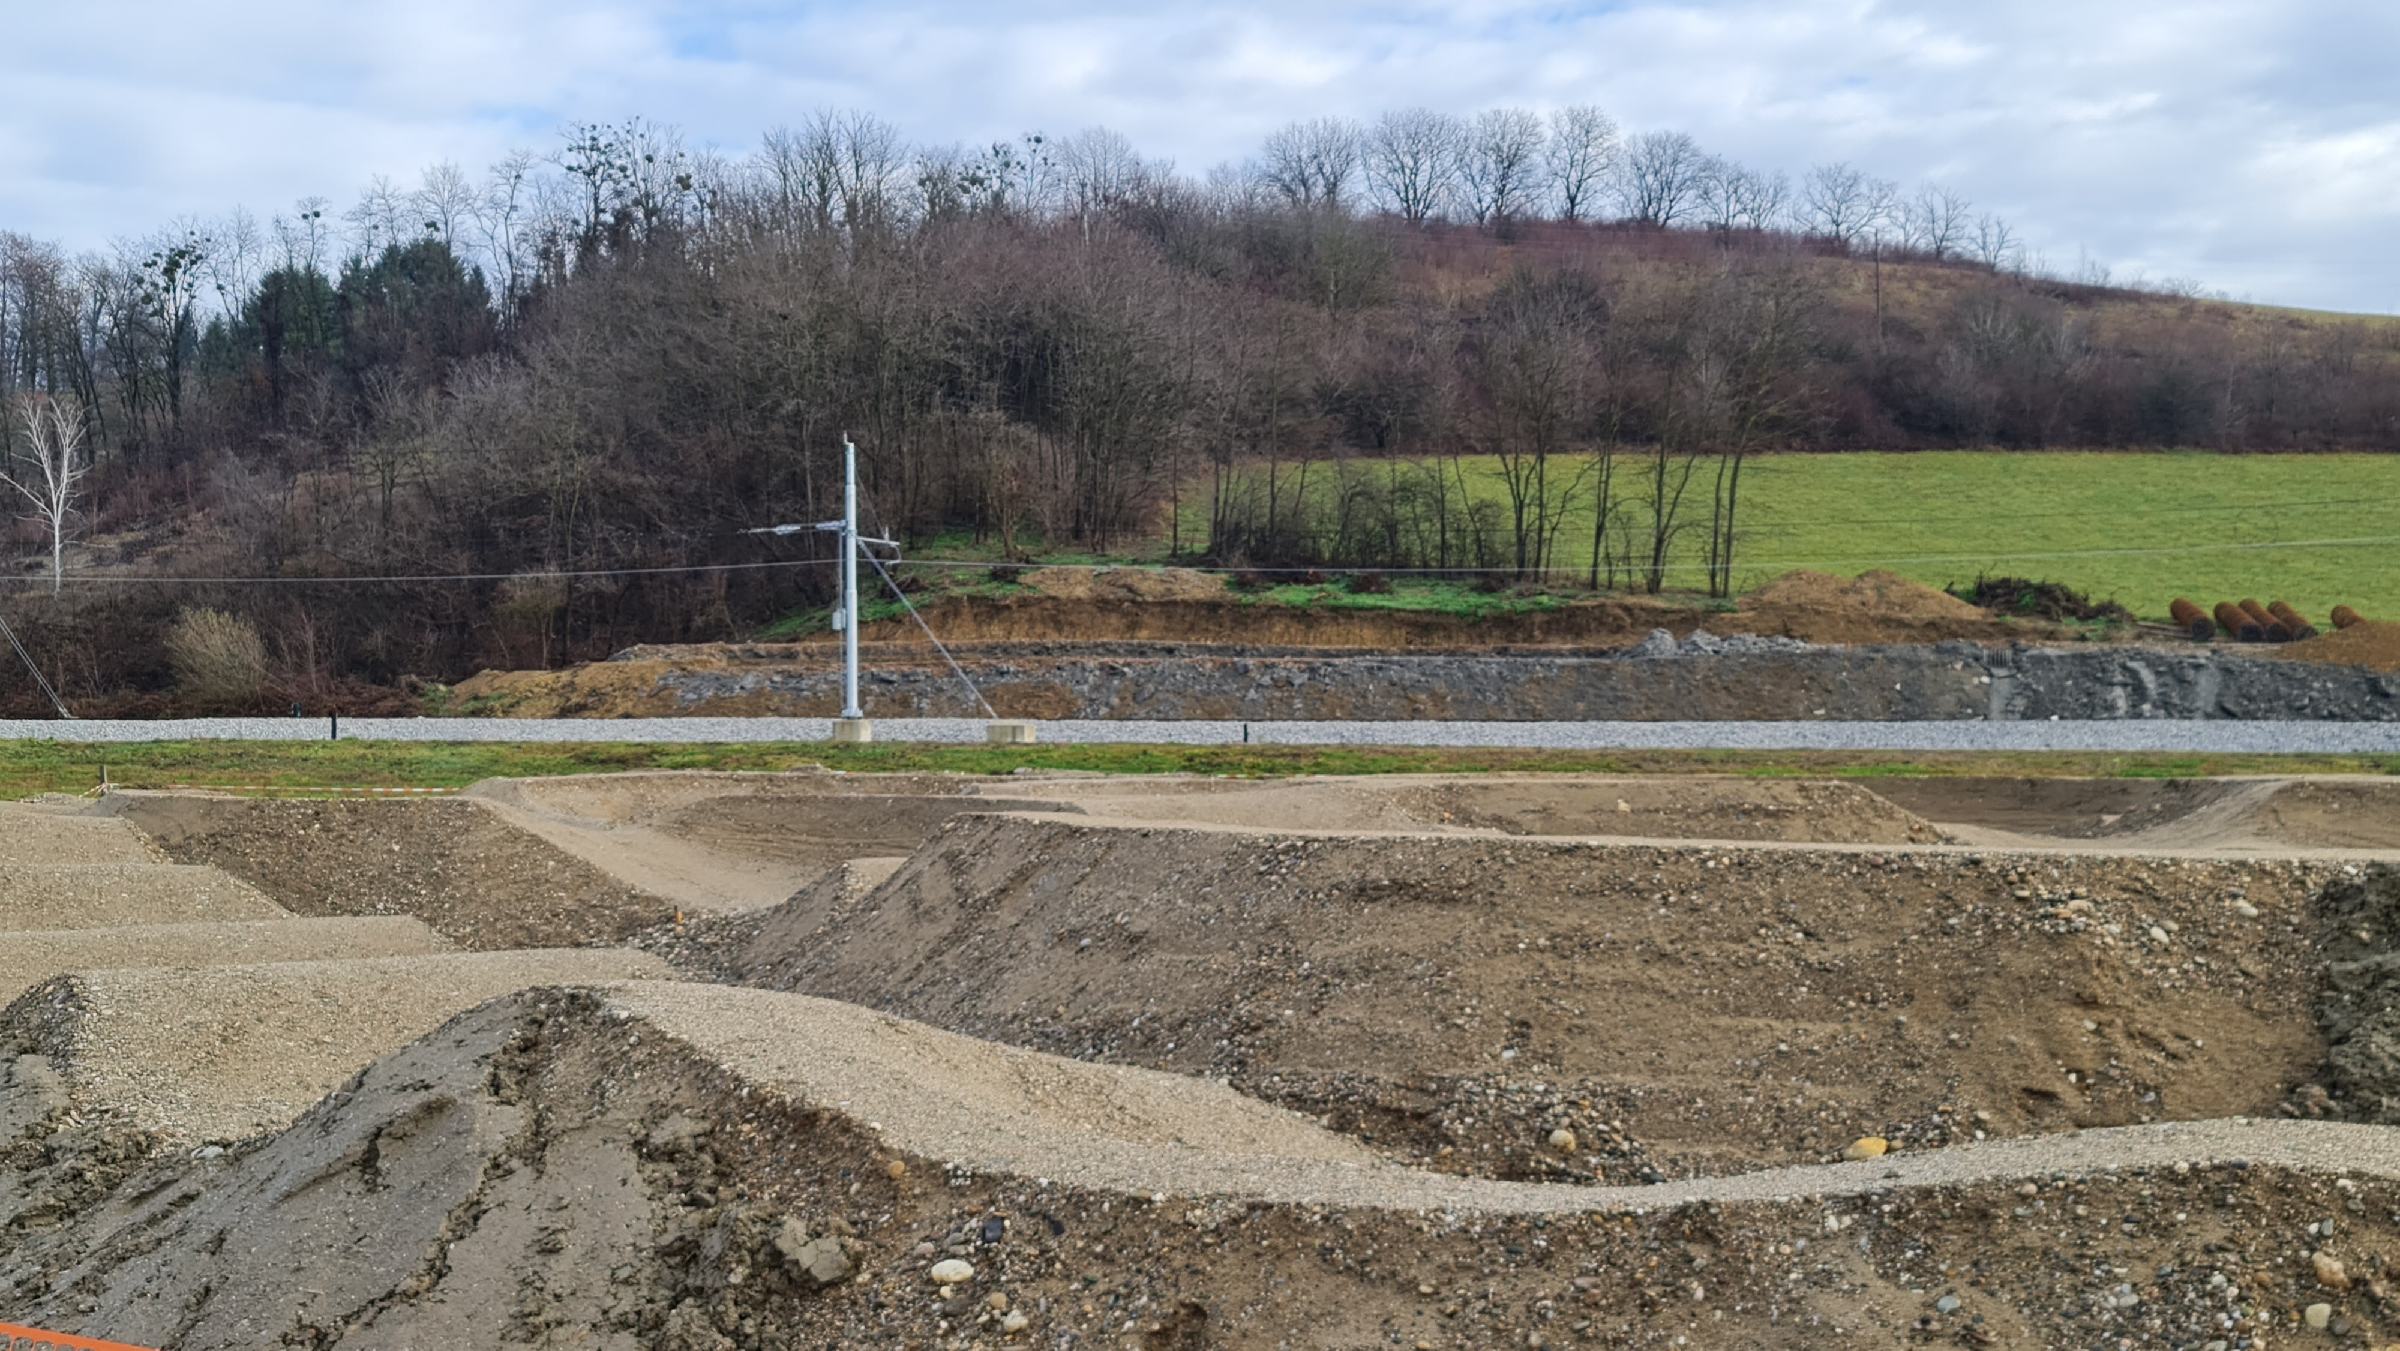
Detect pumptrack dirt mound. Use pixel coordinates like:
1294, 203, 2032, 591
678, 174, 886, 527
467, 772, 1076, 912
719, 813, 2359, 1183
0, 916, 448, 1002
1, 948, 669, 1141
13, 985, 2400, 1349
106, 794, 683, 947
0, 864, 289, 931
1870, 776, 2400, 850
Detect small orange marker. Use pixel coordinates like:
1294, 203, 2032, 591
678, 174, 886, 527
0, 1324, 161, 1351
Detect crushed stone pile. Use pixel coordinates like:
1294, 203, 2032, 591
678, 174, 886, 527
0, 805, 163, 867
0, 916, 449, 1002
0, 864, 289, 931
11, 985, 2400, 1349
1, 948, 670, 1141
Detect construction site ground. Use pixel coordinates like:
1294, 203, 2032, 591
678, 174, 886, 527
3, 769, 2400, 1347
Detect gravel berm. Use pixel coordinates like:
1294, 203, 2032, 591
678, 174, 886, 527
8, 716, 2400, 752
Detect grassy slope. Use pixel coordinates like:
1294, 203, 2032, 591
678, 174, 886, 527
1176, 450, 2400, 622
4, 739, 2394, 800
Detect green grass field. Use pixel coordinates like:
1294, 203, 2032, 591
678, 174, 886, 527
1183, 451, 2400, 622
4, 740, 2395, 800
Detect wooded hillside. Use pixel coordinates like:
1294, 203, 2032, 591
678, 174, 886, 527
1, 111, 2393, 709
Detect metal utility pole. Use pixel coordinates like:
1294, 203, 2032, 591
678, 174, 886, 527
749, 434, 892, 737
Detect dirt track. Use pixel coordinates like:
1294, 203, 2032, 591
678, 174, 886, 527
6, 768, 2400, 1348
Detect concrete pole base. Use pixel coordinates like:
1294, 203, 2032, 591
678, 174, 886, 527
831, 717, 875, 744
985, 720, 1038, 745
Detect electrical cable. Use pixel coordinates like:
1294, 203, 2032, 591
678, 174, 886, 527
0, 604, 73, 718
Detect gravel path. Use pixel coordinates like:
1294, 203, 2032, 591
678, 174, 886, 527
8, 716, 2400, 753
610, 983, 2400, 1217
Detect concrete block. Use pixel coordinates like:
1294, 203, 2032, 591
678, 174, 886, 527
831, 718, 875, 744
985, 720, 1038, 745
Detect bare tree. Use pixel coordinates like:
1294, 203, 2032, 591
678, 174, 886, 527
4, 393, 89, 593
1901, 185, 1972, 259
1055, 126, 1156, 238
1259, 117, 1364, 211
1970, 213, 2021, 272
1801, 161, 1897, 246
414, 161, 479, 246
347, 175, 413, 254
1365, 108, 1464, 225
1733, 168, 1793, 230
1615, 131, 1709, 226
1457, 109, 1546, 227
1545, 105, 1618, 222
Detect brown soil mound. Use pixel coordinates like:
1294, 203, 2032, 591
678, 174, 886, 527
468, 772, 1076, 912
1, 948, 668, 1140
2280, 619, 2400, 671
1744, 568, 1984, 623
1393, 777, 1950, 844
107, 794, 682, 947
0, 916, 447, 1001
1870, 776, 2400, 851
0, 864, 289, 930
16, 985, 2400, 1350
721, 814, 2340, 1183
1021, 564, 1228, 602
1036, 775, 1949, 843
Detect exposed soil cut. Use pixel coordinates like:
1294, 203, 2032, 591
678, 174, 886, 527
106, 794, 684, 947
716, 812, 2353, 1183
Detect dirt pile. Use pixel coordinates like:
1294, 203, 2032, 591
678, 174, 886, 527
16, 984, 2400, 1349
108, 794, 682, 947
1873, 777, 2400, 851
468, 772, 1075, 912
1391, 777, 1950, 844
1744, 568, 1986, 625
1021, 565, 1229, 602
716, 813, 2342, 1183
2283, 619, 2400, 672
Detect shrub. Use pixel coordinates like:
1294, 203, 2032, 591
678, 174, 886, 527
1343, 570, 1393, 595
166, 608, 269, 706
1228, 570, 1276, 593
986, 564, 1026, 585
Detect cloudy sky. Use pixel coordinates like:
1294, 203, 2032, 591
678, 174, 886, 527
4, 0, 2396, 312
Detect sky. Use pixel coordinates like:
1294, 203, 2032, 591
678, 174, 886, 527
4, 0, 2397, 312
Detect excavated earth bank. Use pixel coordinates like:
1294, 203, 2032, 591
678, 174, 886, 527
13, 985, 2400, 1349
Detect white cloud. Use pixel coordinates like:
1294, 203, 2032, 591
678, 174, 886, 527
1, 0, 2393, 310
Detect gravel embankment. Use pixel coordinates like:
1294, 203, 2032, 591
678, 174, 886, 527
7, 716, 2400, 753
